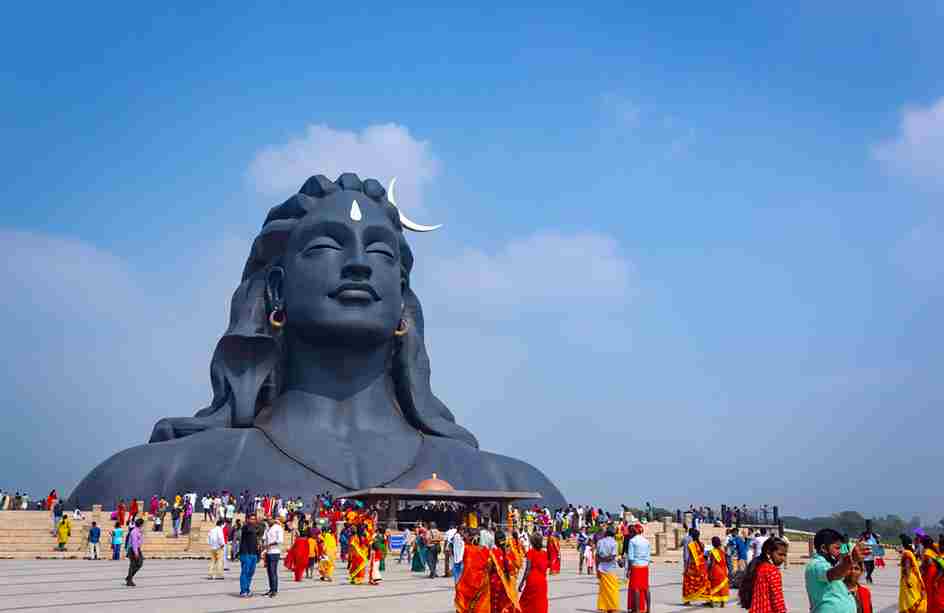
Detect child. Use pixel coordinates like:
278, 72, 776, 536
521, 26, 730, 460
844, 562, 873, 613
585, 540, 595, 574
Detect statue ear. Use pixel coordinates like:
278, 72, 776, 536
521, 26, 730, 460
266, 266, 285, 309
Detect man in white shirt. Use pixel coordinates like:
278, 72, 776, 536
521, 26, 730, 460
750, 528, 768, 562
207, 519, 226, 580
451, 528, 466, 584
478, 525, 495, 549
201, 495, 211, 521
263, 519, 284, 598
398, 527, 412, 564
443, 525, 457, 578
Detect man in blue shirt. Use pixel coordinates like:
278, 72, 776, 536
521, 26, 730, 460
87, 521, 101, 560
805, 528, 869, 613
730, 531, 749, 571
625, 524, 652, 613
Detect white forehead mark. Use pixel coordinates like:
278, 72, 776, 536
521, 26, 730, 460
350, 199, 362, 222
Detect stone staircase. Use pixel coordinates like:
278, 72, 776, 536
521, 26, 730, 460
0, 510, 215, 559
3, 510, 892, 565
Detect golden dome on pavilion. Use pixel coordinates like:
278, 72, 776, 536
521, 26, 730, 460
416, 473, 454, 492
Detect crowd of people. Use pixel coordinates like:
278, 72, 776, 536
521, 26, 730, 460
0, 490, 36, 510
8, 490, 944, 613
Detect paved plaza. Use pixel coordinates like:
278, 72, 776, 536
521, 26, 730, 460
0, 554, 901, 613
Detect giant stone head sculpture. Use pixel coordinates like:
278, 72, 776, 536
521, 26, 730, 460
69, 173, 564, 508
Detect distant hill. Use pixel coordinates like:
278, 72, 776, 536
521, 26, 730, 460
782, 511, 942, 543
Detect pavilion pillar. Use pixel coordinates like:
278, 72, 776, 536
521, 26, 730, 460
387, 496, 398, 530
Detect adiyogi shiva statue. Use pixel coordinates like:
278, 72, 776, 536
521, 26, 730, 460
69, 173, 565, 509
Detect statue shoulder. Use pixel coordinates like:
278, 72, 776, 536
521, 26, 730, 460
68, 429, 261, 507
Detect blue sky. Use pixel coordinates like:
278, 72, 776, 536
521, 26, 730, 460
2, 2, 942, 520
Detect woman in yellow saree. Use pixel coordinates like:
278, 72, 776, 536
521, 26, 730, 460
683, 530, 711, 604
348, 527, 369, 585
596, 528, 621, 613
319, 529, 337, 581
900, 535, 927, 613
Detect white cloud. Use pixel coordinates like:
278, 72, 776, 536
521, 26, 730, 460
247, 123, 439, 213
0, 229, 249, 496
416, 231, 634, 320
873, 96, 944, 186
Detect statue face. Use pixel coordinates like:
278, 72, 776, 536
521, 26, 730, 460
281, 190, 402, 346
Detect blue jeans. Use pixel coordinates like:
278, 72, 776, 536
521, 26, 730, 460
239, 554, 258, 595
112, 544, 121, 560
266, 553, 280, 594
453, 562, 463, 585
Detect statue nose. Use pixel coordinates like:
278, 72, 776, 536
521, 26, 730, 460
341, 257, 372, 281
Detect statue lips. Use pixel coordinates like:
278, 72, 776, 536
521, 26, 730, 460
329, 282, 379, 304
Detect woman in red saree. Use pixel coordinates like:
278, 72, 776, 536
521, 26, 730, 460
284, 528, 311, 582
518, 533, 549, 613
921, 537, 944, 613
129, 499, 139, 522
455, 543, 491, 613
547, 533, 561, 575
348, 527, 369, 585
683, 531, 711, 604
738, 537, 788, 613
116, 500, 127, 527
707, 537, 730, 606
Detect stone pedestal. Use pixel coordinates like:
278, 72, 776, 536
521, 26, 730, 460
654, 533, 666, 557
673, 528, 684, 549
662, 516, 672, 532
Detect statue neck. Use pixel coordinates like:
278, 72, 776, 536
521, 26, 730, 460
256, 333, 422, 489
282, 333, 392, 401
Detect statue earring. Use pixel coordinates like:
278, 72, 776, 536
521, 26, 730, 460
269, 303, 286, 329
394, 318, 409, 337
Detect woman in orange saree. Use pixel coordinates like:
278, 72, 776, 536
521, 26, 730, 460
455, 543, 492, 613
547, 533, 561, 575
491, 532, 520, 613
920, 537, 943, 613
348, 527, 369, 585
683, 531, 711, 605
284, 528, 311, 582
707, 537, 730, 606
506, 532, 524, 582
900, 535, 927, 613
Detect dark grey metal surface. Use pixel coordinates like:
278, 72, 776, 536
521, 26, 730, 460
68, 173, 565, 510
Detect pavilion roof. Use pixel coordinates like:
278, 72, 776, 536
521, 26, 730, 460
335, 487, 542, 504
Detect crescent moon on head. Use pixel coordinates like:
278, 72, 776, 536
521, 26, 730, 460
387, 177, 442, 232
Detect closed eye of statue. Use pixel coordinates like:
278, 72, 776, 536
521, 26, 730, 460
302, 236, 342, 255
365, 242, 395, 260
